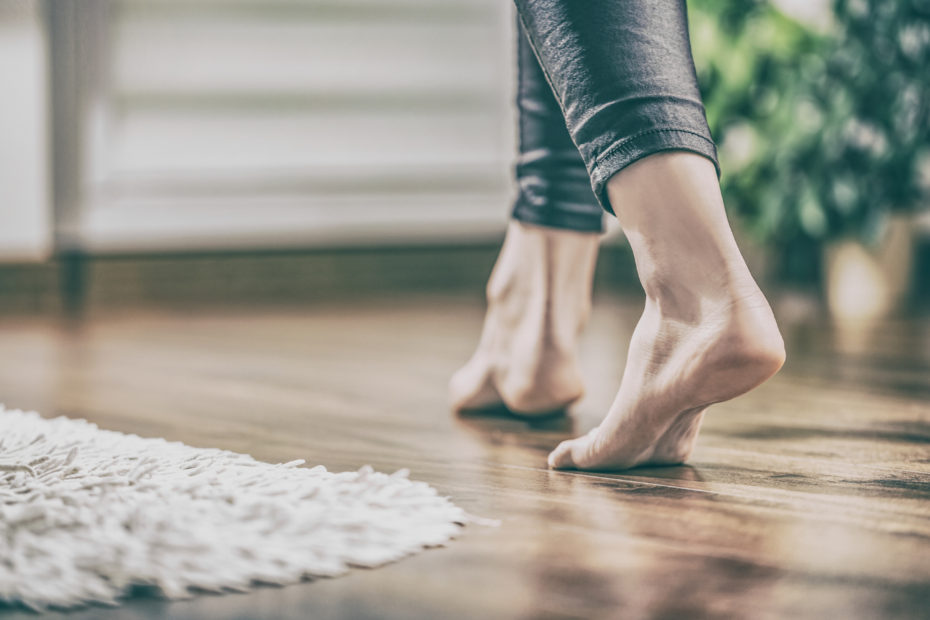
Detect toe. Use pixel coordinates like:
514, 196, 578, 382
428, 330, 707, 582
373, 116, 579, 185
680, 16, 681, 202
449, 362, 502, 412
548, 440, 577, 469
549, 427, 624, 471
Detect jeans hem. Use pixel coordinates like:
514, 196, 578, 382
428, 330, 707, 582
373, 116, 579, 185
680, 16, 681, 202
590, 129, 720, 216
511, 200, 605, 234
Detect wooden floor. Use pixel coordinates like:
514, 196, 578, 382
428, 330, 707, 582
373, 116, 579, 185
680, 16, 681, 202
1, 293, 929, 620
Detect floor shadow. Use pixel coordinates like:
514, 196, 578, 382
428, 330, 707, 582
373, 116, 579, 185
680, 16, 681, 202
455, 404, 575, 432
624, 463, 707, 483
453, 406, 578, 465
718, 420, 930, 445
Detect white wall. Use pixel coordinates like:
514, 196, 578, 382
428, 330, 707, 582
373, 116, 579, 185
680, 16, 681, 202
73, 0, 517, 253
0, 0, 51, 261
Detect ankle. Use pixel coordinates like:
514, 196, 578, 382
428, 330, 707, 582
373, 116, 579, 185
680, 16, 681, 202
488, 221, 600, 305
605, 152, 760, 312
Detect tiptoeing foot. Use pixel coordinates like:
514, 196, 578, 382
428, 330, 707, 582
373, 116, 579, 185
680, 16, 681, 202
549, 152, 785, 470
449, 221, 600, 415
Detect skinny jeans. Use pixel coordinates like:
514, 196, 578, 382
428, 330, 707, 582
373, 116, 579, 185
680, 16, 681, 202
510, 0, 720, 233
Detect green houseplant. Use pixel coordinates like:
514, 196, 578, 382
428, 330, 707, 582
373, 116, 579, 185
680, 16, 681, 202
688, 0, 930, 310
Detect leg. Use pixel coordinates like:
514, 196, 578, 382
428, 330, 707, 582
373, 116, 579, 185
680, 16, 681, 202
548, 152, 784, 469
508, 17, 603, 234
449, 20, 602, 415
511, 0, 783, 469
513, 0, 720, 210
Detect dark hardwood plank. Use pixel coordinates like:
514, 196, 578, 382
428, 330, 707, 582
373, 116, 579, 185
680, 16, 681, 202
0, 295, 928, 619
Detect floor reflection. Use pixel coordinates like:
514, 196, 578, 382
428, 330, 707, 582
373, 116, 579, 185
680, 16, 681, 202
454, 407, 577, 468
0, 295, 927, 620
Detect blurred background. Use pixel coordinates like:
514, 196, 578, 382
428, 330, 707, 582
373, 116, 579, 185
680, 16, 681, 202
1, 4, 928, 616
0, 0, 928, 320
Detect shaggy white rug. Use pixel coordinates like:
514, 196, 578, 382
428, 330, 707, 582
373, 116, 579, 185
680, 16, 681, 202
0, 407, 473, 611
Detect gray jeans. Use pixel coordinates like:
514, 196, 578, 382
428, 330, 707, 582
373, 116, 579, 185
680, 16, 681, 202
511, 0, 719, 233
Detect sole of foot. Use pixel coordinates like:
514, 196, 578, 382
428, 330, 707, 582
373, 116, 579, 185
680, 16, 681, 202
548, 289, 785, 470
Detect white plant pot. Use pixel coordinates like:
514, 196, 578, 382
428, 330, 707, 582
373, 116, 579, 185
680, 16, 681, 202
824, 215, 914, 321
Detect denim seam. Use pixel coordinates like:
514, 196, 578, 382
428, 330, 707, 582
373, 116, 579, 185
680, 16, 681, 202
512, 200, 604, 233
593, 127, 716, 168
590, 128, 719, 215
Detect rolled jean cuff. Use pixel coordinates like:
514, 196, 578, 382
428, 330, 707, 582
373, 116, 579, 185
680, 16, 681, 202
511, 199, 604, 233
590, 129, 720, 216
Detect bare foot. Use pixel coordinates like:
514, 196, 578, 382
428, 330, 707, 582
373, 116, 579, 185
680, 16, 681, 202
549, 152, 785, 470
449, 221, 600, 415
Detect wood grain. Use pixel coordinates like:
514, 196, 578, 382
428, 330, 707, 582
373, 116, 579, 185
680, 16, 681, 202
0, 293, 927, 619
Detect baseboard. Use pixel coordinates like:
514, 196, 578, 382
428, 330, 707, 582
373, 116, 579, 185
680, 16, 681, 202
0, 243, 641, 317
